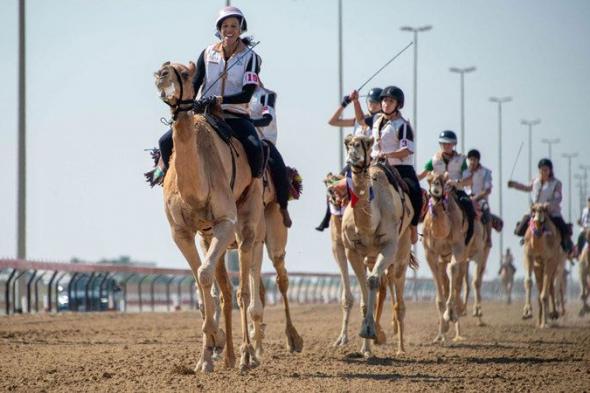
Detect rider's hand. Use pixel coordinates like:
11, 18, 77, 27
350, 90, 359, 102
507, 180, 516, 188
193, 96, 217, 113
341, 95, 352, 108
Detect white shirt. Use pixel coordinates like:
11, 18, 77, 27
463, 165, 492, 199
581, 206, 590, 229
370, 115, 414, 166
532, 177, 562, 216
250, 86, 278, 144
201, 43, 259, 115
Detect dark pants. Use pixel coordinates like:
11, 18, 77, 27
158, 116, 264, 178
317, 164, 350, 230
266, 141, 289, 209
395, 165, 423, 226
515, 214, 573, 252
455, 189, 475, 245
578, 231, 587, 252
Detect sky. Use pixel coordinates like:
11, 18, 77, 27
1, 0, 589, 280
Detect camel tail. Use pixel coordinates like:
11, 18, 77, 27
409, 252, 419, 271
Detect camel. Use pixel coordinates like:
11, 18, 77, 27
499, 263, 516, 305
154, 61, 266, 372
422, 173, 487, 342
321, 172, 390, 348
521, 203, 565, 327
340, 135, 415, 356
553, 257, 568, 317
577, 228, 590, 316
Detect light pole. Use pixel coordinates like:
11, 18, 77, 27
562, 153, 578, 222
541, 138, 560, 160
489, 96, 512, 260
400, 25, 432, 167
337, 0, 344, 168
575, 173, 585, 218
581, 165, 590, 198
449, 66, 476, 153
521, 119, 541, 182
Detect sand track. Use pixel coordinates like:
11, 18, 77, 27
1, 302, 589, 392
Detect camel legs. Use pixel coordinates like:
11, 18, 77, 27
360, 241, 396, 349
461, 261, 471, 315
194, 220, 236, 373
265, 204, 303, 353
425, 250, 449, 343
346, 248, 370, 357
392, 262, 408, 354
471, 248, 490, 326
331, 222, 354, 346
444, 247, 466, 342
373, 275, 388, 346
522, 252, 534, 320
579, 257, 590, 316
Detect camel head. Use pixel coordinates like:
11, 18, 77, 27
323, 172, 347, 207
154, 61, 196, 108
345, 134, 374, 171
530, 202, 550, 237
427, 172, 447, 200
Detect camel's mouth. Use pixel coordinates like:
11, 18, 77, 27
430, 182, 443, 198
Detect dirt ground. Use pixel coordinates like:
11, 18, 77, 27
1, 301, 589, 393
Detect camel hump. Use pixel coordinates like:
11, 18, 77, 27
372, 162, 409, 195
199, 113, 233, 143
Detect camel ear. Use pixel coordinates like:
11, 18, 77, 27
542, 202, 550, 211
162, 61, 171, 67
443, 172, 449, 182
365, 136, 374, 150
344, 134, 354, 149
188, 61, 196, 76
426, 173, 434, 184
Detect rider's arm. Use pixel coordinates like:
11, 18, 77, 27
191, 50, 207, 96
418, 160, 433, 180
352, 93, 368, 127
250, 92, 275, 127
509, 181, 533, 192
220, 54, 260, 104
328, 106, 355, 127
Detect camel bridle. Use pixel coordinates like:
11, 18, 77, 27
161, 66, 194, 121
348, 139, 371, 175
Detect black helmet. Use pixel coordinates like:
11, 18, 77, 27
538, 158, 553, 170
467, 149, 481, 160
438, 130, 458, 144
379, 86, 404, 108
366, 87, 383, 103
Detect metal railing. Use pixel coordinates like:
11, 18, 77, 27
0, 258, 582, 315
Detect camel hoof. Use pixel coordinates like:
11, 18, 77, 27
549, 311, 559, 320
196, 360, 213, 373
432, 334, 446, 343
213, 329, 226, 353
359, 317, 377, 340
333, 335, 349, 347
239, 344, 259, 371
374, 326, 387, 346
522, 307, 533, 320
396, 349, 406, 356
286, 325, 304, 353
452, 335, 466, 342
472, 306, 483, 317
477, 319, 487, 327
224, 354, 236, 369
362, 350, 373, 359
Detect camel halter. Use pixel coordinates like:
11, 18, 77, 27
163, 67, 194, 121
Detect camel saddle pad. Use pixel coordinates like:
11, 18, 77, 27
203, 113, 232, 144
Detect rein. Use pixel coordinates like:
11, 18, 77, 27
163, 67, 194, 121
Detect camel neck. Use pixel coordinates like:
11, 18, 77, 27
171, 112, 210, 205
350, 170, 376, 230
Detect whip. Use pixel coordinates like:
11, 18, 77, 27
509, 141, 525, 180
356, 41, 413, 92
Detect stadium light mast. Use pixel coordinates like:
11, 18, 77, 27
541, 138, 560, 160
520, 118, 541, 182
449, 66, 476, 153
562, 153, 578, 222
17, 0, 27, 259
489, 96, 512, 263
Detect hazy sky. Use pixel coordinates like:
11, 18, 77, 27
1, 0, 589, 280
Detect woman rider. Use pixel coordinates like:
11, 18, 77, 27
508, 158, 574, 252
145, 6, 264, 186
355, 86, 422, 244
316, 88, 382, 231
250, 82, 292, 227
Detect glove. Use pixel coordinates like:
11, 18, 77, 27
341, 95, 351, 108
193, 96, 218, 113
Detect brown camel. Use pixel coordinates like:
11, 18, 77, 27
341, 135, 414, 356
154, 61, 266, 372
578, 228, 590, 316
521, 203, 564, 327
322, 172, 390, 347
499, 263, 516, 305
422, 173, 486, 342
258, 166, 303, 352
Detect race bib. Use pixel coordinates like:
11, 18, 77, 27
243, 72, 259, 85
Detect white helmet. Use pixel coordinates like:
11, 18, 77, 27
216, 6, 247, 32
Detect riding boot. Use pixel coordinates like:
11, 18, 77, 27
144, 154, 166, 188
316, 202, 331, 232
514, 214, 530, 237
281, 207, 292, 228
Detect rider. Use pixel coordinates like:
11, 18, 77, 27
508, 158, 574, 253
576, 196, 590, 255
145, 6, 264, 186
418, 130, 475, 245
463, 149, 493, 244
498, 248, 516, 275
250, 83, 292, 227
354, 85, 422, 244
316, 87, 383, 231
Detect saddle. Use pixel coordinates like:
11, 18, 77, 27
203, 113, 233, 144
374, 162, 409, 195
